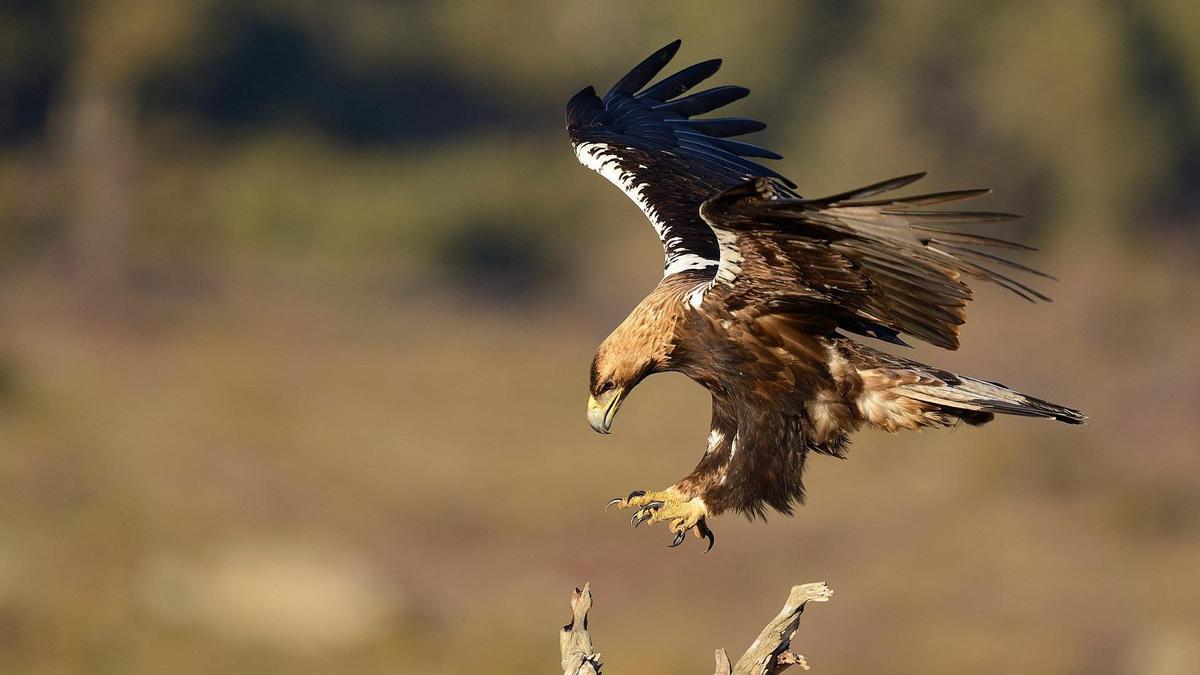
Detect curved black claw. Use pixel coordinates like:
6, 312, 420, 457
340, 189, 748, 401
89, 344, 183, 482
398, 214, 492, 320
698, 518, 716, 555
668, 530, 686, 548
606, 490, 648, 511
630, 501, 664, 527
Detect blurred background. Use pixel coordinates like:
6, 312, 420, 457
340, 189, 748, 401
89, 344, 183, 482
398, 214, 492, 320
1, 1, 1198, 673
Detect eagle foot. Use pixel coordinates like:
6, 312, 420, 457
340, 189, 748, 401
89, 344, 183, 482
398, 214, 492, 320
605, 489, 715, 553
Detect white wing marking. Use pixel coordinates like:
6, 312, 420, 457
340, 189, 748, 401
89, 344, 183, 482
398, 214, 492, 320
574, 141, 717, 278
686, 225, 743, 307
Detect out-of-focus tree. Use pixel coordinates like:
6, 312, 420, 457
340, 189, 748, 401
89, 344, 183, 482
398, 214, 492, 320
51, 0, 210, 298
0, 0, 1196, 300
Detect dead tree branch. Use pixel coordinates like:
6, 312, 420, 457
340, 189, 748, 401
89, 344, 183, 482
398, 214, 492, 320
561, 584, 602, 675
727, 582, 833, 674
559, 582, 832, 675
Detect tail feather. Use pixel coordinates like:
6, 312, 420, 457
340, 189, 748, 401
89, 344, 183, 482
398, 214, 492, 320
900, 375, 1087, 425
845, 340, 1087, 428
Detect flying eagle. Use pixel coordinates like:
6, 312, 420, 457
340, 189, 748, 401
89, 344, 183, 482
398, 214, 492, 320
567, 40, 1084, 552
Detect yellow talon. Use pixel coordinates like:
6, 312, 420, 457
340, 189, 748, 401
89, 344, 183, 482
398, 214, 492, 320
606, 487, 714, 551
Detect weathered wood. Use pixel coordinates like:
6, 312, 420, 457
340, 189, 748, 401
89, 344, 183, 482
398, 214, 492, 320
560, 582, 831, 674
560, 584, 602, 675
714, 648, 733, 675
732, 582, 831, 674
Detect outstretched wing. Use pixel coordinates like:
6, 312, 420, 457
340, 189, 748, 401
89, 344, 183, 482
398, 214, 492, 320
694, 175, 1053, 350
567, 40, 795, 278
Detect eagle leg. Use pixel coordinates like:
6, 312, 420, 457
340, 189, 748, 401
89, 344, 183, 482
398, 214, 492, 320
604, 488, 713, 552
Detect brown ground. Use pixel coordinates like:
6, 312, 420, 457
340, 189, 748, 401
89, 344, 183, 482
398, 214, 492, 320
1, 238, 1197, 675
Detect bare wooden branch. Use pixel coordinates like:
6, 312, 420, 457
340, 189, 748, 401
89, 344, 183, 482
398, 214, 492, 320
714, 648, 733, 675
560, 582, 831, 674
560, 584, 602, 675
732, 582, 832, 675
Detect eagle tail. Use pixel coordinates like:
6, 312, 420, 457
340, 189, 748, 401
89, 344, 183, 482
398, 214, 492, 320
898, 374, 1088, 425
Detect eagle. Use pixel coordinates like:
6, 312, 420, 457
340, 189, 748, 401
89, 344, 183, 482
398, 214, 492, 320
567, 40, 1085, 552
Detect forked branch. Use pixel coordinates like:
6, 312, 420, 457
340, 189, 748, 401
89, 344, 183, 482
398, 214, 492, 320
559, 582, 832, 675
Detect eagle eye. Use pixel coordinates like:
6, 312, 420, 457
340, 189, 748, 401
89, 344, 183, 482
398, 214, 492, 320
599, 379, 615, 394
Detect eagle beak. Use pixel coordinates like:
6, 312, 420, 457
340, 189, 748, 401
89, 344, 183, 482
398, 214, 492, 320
587, 388, 625, 434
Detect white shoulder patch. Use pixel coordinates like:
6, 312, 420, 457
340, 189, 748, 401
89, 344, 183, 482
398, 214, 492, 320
707, 428, 725, 450
712, 228, 743, 286
685, 226, 743, 308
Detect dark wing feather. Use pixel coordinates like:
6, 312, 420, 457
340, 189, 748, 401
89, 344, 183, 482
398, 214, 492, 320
639, 59, 723, 101
567, 40, 795, 278
605, 40, 681, 100
696, 176, 1052, 350
651, 86, 751, 117
673, 118, 767, 137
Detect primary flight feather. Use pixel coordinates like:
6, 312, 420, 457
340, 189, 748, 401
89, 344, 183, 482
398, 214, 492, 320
567, 40, 1085, 552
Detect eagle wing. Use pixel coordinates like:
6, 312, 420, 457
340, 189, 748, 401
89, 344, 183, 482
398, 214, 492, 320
567, 40, 795, 278
694, 175, 1053, 350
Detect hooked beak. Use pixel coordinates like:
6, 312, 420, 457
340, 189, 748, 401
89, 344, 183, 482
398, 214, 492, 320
587, 388, 625, 434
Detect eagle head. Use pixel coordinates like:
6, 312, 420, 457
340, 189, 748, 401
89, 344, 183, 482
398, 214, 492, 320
586, 315, 671, 434
587, 351, 651, 435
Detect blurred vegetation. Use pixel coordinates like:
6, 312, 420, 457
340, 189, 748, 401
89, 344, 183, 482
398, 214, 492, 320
0, 2, 1198, 675
3, 0, 1199, 297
